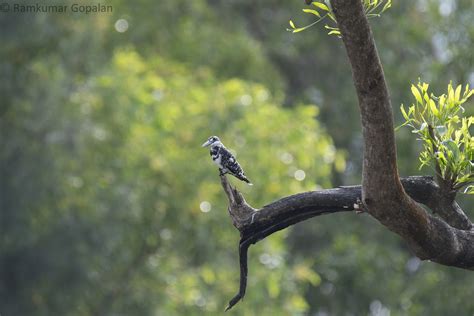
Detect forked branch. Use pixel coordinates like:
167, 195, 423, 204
220, 175, 472, 311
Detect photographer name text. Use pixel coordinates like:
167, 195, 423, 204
0, 3, 113, 14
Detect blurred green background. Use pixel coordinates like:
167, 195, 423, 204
1, 0, 473, 315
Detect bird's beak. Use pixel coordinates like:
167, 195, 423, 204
202, 140, 212, 147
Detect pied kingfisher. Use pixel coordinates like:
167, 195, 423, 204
202, 136, 253, 185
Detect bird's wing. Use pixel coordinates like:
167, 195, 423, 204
210, 146, 219, 157
219, 147, 245, 176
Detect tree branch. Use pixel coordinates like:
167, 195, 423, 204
221, 175, 474, 311
328, 0, 473, 261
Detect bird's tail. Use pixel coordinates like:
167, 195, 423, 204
235, 173, 253, 186
243, 177, 253, 186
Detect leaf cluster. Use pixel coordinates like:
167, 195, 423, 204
288, 0, 391, 36
399, 81, 474, 192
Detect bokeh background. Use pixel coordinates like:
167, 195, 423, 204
1, 0, 474, 315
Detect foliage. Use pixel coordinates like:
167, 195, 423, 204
399, 81, 474, 192
1, 0, 474, 315
0, 48, 339, 315
288, 0, 391, 36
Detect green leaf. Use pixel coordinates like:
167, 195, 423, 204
302, 8, 321, 17
436, 150, 447, 164
312, 2, 330, 11
422, 82, 429, 92
411, 85, 423, 104
439, 94, 446, 109
442, 139, 461, 161
429, 99, 438, 117
463, 185, 474, 194
448, 82, 454, 101
435, 125, 447, 136
382, 0, 392, 12
419, 122, 428, 132
423, 92, 431, 104
455, 84, 462, 101
327, 13, 337, 23
395, 121, 410, 131
291, 27, 308, 33
400, 104, 409, 120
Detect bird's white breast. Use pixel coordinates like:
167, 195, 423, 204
213, 154, 222, 168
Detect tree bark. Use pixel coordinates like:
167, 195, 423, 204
329, 0, 473, 263
222, 173, 473, 310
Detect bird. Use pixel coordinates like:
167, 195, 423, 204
202, 136, 253, 185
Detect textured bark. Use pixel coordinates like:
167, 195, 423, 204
221, 0, 474, 311
329, 0, 473, 263
222, 174, 474, 310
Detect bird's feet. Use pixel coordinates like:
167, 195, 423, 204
354, 198, 366, 214
219, 169, 228, 177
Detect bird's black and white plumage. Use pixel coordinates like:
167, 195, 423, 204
202, 136, 253, 185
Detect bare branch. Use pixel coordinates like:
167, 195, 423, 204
221, 175, 474, 310
220, 175, 256, 231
